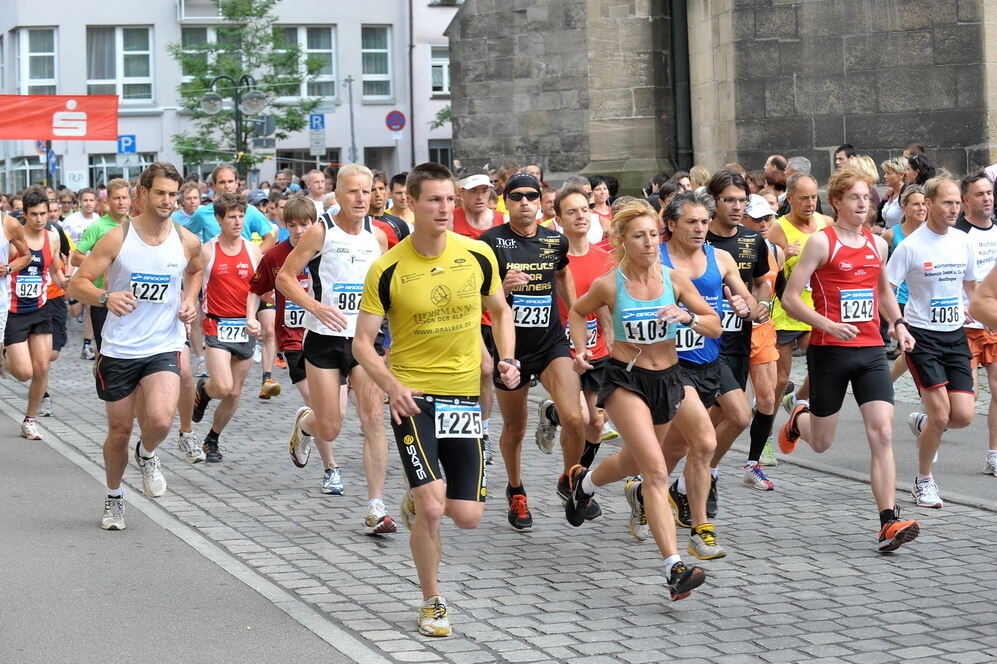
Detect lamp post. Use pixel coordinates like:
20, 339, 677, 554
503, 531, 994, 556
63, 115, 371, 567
200, 74, 266, 176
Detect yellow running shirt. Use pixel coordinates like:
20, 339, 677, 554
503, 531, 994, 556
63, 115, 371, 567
361, 231, 500, 396
770, 213, 832, 332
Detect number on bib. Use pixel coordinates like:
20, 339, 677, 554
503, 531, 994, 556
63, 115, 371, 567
284, 302, 305, 328
217, 317, 248, 343
620, 306, 672, 345
15, 275, 42, 299
839, 289, 874, 323
333, 283, 363, 314
566, 317, 599, 350
512, 294, 551, 328
929, 296, 961, 325
130, 273, 169, 303
721, 299, 743, 332
434, 400, 483, 439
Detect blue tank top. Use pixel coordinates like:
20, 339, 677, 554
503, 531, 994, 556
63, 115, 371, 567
612, 265, 677, 345
660, 242, 723, 364
888, 223, 909, 305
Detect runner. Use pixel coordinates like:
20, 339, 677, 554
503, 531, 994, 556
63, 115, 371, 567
479, 173, 591, 531
67, 162, 203, 530
4, 188, 66, 440
353, 161, 518, 636
276, 164, 396, 534
658, 191, 755, 559
191, 192, 262, 463
565, 199, 719, 600
886, 175, 977, 508
778, 165, 920, 552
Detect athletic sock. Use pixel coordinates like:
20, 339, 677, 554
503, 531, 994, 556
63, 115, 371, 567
676, 476, 687, 494
879, 508, 896, 526
580, 471, 599, 495
580, 441, 600, 468
664, 554, 681, 571
747, 411, 776, 461
107, 488, 123, 498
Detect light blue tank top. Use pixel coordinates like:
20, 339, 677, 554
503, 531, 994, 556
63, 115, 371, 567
612, 265, 677, 345
660, 242, 723, 364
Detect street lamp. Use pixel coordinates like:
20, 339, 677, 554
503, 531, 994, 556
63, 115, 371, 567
200, 74, 266, 176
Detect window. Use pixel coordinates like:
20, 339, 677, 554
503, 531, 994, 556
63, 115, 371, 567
430, 46, 449, 96
361, 26, 392, 99
17, 28, 57, 95
89, 153, 156, 186
273, 26, 337, 98
87, 27, 153, 101
428, 140, 452, 169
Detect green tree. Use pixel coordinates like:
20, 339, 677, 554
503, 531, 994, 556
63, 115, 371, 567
169, 0, 323, 173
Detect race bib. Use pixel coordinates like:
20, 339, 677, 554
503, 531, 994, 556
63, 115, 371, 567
620, 306, 672, 345
840, 288, 874, 323
217, 317, 248, 343
15, 275, 42, 299
566, 317, 598, 350
929, 296, 961, 326
333, 283, 363, 314
434, 400, 483, 439
721, 300, 743, 332
284, 301, 305, 328
130, 273, 169, 303
512, 294, 551, 328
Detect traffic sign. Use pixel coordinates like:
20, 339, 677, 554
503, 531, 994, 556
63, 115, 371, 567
117, 135, 137, 154
309, 113, 325, 131
385, 110, 406, 132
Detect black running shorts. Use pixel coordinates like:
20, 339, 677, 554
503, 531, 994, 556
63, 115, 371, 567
905, 327, 974, 395
597, 359, 684, 426
94, 351, 181, 402
807, 345, 893, 417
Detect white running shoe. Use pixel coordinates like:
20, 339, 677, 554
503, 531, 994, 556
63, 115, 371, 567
985, 455, 997, 477
100, 496, 126, 530
38, 395, 52, 417
135, 443, 167, 498
20, 419, 41, 440
178, 431, 206, 464
912, 476, 943, 509
365, 499, 397, 534
908, 412, 926, 438
289, 406, 313, 468
535, 398, 558, 454
418, 595, 451, 637
743, 463, 774, 491
624, 477, 649, 542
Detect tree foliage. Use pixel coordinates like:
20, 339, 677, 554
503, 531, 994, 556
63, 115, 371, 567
169, 0, 323, 172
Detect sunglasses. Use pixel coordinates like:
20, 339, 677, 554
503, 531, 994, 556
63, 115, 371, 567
507, 191, 541, 201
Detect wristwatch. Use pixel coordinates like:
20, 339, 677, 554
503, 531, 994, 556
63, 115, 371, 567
98, 291, 109, 306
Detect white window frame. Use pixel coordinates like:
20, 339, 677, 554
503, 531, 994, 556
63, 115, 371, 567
17, 28, 58, 95
86, 26, 154, 103
273, 26, 337, 100
361, 25, 392, 101
430, 44, 449, 96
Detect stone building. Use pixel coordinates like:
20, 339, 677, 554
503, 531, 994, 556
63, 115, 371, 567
448, 0, 997, 190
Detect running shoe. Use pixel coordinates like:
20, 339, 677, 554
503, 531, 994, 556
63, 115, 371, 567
506, 487, 533, 532
668, 479, 691, 528
252, 343, 262, 364
100, 496, 126, 531
535, 398, 558, 454
275, 353, 287, 369
203, 440, 223, 463
985, 455, 997, 476
81, 344, 95, 361
760, 436, 778, 466
178, 431, 206, 463
877, 509, 920, 552
322, 466, 344, 495
706, 476, 718, 519
192, 377, 210, 423
564, 465, 594, 527
908, 411, 926, 438
134, 441, 167, 498
20, 418, 41, 440
365, 499, 397, 534
289, 406, 313, 468
483, 434, 493, 466
400, 488, 416, 530
258, 378, 281, 400
38, 395, 52, 417
743, 463, 774, 491
418, 595, 451, 637
600, 418, 621, 441
667, 561, 706, 601
624, 477, 649, 542
912, 476, 943, 509
778, 401, 809, 455
688, 523, 726, 560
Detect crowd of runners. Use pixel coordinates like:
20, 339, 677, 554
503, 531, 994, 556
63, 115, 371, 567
4, 143, 997, 637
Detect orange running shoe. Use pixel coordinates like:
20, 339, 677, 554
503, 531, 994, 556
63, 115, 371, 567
778, 402, 808, 454
877, 517, 920, 552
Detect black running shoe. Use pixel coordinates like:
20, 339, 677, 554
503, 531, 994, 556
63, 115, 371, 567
564, 464, 593, 527
667, 561, 706, 601
192, 378, 210, 423
668, 479, 692, 528
203, 440, 223, 463
506, 486, 533, 532
706, 476, 718, 519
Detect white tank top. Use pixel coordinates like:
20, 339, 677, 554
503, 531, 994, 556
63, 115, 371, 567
101, 222, 188, 359
303, 214, 380, 338
0, 221, 10, 312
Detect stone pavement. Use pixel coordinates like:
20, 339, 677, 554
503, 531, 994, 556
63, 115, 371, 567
3, 322, 997, 664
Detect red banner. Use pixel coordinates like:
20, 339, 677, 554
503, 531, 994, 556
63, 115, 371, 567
0, 95, 119, 140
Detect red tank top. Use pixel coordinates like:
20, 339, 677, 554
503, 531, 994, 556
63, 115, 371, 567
810, 226, 883, 347
204, 240, 253, 336
452, 208, 502, 240
558, 246, 613, 359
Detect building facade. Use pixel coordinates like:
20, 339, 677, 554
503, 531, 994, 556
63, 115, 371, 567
0, 0, 458, 192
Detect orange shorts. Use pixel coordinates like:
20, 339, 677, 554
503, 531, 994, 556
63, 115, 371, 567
750, 320, 779, 365
966, 327, 997, 366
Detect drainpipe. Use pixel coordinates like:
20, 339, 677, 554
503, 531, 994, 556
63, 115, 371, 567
670, 0, 693, 170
